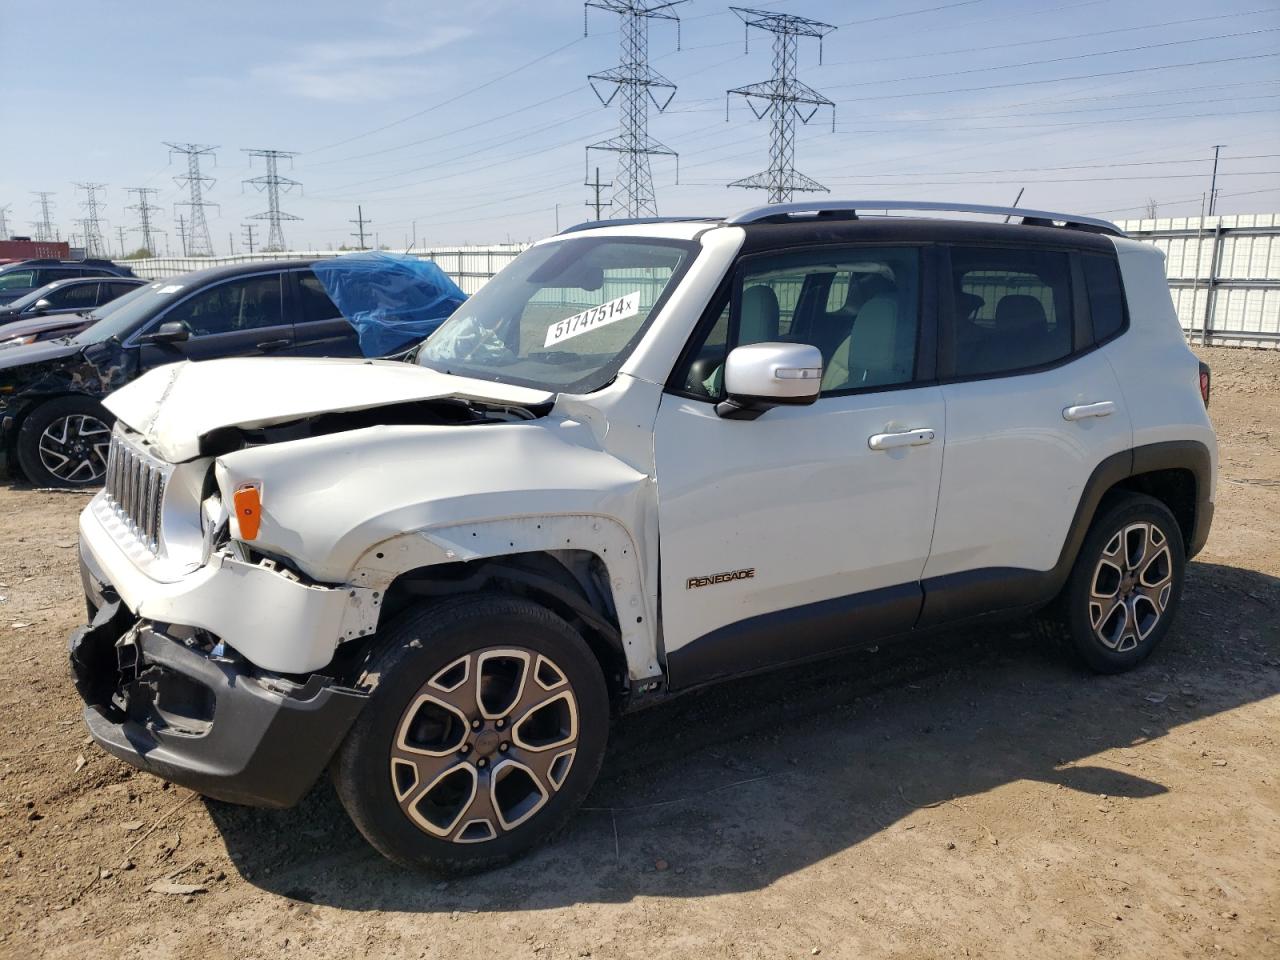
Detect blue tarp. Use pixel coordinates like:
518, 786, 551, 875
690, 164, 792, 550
311, 251, 467, 357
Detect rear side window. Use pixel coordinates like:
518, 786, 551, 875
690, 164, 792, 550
296, 270, 343, 323
949, 247, 1073, 377
45, 282, 98, 309
105, 282, 139, 300
1082, 254, 1127, 343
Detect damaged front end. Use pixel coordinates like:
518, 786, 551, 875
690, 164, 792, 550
68, 598, 367, 808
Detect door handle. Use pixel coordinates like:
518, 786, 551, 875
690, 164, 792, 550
1062, 400, 1116, 421
868, 428, 936, 451
256, 338, 291, 352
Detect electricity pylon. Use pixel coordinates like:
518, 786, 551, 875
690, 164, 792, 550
584, 0, 686, 218
243, 149, 301, 252
74, 182, 109, 257
31, 191, 56, 242
125, 187, 164, 255
726, 7, 836, 203
164, 142, 219, 256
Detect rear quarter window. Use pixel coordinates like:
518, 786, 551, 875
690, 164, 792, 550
1081, 254, 1127, 343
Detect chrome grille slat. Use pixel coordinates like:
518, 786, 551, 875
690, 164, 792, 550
103, 433, 167, 555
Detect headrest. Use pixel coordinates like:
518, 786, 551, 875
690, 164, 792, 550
740, 284, 780, 344
849, 295, 899, 373
955, 291, 985, 320
993, 294, 1047, 333
840, 273, 896, 313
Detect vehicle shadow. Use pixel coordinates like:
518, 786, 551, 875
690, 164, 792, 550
206, 560, 1280, 911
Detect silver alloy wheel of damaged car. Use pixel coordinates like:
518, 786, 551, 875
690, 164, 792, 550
39, 412, 112, 485
15, 395, 117, 488
332, 593, 610, 874
1055, 492, 1186, 674
391, 647, 580, 844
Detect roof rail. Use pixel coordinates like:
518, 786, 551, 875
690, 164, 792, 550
559, 215, 720, 235
725, 200, 1124, 236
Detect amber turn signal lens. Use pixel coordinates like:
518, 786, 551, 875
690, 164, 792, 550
232, 483, 262, 541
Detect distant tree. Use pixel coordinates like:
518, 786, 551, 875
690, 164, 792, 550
1144, 198, 1159, 219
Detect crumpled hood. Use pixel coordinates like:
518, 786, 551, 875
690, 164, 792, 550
103, 355, 554, 462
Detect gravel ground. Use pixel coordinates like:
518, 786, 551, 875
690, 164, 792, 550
0, 345, 1276, 960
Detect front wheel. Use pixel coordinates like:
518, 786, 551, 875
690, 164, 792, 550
1055, 493, 1187, 674
15, 395, 114, 487
332, 594, 610, 874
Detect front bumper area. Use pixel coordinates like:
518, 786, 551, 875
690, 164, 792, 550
80, 490, 378, 674
69, 601, 368, 808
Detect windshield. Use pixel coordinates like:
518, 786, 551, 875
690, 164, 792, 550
69, 279, 184, 345
418, 236, 698, 393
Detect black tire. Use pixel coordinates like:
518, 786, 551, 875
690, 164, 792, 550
1051, 492, 1187, 674
331, 593, 610, 874
15, 395, 115, 488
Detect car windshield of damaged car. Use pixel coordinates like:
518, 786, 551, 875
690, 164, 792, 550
417, 236, 697, 393
67, 280, 182, 345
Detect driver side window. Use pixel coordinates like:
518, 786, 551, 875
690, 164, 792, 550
675, 247, 922, 400
162, 274, 283, 337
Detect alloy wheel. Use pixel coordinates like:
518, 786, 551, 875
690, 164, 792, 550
1088, 521, 1173, 652
38, 414, 111, 485
390, 647, 579, 844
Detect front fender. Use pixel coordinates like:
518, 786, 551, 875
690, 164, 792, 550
345, 515, 659, 681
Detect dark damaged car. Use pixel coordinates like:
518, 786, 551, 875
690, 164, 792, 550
0, 260, 368, 486
0, 255, 465, 487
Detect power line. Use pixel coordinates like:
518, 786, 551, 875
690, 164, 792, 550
74, 182, 109, 258
585, 0, 687, 218
125, 186, 164, 255
241, 223, 258, 255
308, 37, 587, 154
823, 26, 1280, 90
831, 52, 1280, 103
243, 149, 301, 252
726, 6, 837, 203
833, 0, 982, 28
828, 7, 1277, 67
165, 142, 219, 257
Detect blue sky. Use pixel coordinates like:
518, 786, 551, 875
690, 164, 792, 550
1, 0, 1277, 253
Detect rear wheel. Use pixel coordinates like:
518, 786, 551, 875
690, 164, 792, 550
16, 395, 114, 488
332, 593, 610, 873
1054, 493, 1186, 673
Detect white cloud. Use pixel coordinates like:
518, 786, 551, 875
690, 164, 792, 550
253, 25, 473, 103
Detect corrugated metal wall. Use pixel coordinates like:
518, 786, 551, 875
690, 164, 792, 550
1116, 214, 1280, 348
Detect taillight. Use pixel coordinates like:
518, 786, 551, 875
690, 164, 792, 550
1198, 361, 1211, 408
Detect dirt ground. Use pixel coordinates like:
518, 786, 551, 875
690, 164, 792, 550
1, 346, 1277, 960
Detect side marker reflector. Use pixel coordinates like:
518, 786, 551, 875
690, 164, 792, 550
232, 483, 262, 541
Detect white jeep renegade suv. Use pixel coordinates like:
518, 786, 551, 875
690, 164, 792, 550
69, 201, 1216, 873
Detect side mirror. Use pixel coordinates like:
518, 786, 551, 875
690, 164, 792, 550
717, 342, 823, 420
141, 320, 190, 345
30, 298, 53, 315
